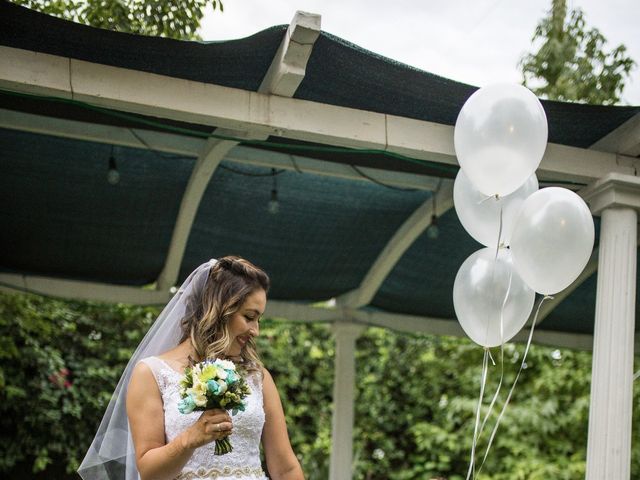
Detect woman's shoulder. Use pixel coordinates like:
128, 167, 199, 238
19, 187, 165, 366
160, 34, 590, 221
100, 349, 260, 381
259, 367, 278, 395
127, 360, 161, 401
260, 366, 273, 381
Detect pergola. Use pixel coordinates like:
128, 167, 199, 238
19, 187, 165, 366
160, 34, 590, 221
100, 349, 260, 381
1, 3, 639, 479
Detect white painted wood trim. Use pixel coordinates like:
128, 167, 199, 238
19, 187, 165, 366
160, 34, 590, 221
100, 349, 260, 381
349, 308, 603, 351
329, 322, 364, 480
0, 272, 606, 350
590, 112, 640, 157
351, 308, 464, 337
511, 327, 597, 351
0, 273, 172, 304
156, 9, 319, 289
258, 11, 321, 96
225, 147, 442, 190
586, 207, 637, 480
0, 108, 441, 191
0, 272, 339, 322
581, 172, 640, 215
2, 46, 639, 182
155, 135, 241, 290
338, 181, 454, 307
0, 108, 201, 155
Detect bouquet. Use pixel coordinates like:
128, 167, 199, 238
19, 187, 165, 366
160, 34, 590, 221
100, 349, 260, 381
177, 359, 251, 455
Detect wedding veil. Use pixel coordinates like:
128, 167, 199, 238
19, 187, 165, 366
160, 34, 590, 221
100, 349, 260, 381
78, 259, 216, 480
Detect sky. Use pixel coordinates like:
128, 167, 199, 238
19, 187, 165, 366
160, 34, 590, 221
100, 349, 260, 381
199, 0, 640, 105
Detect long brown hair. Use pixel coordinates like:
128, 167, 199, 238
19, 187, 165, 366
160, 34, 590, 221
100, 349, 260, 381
180, 256, 270, 373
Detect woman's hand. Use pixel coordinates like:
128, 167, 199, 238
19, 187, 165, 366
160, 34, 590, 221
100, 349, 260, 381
181, 409, 233, 449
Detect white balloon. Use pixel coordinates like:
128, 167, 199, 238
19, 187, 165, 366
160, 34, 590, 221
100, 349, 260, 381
454, 170, 538, 248
453, 248, 535, 348
510, 187, 595, 295
454, 83, 548, 197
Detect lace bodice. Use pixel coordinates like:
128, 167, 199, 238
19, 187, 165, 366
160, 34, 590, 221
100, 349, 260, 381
140, 357, 267, 480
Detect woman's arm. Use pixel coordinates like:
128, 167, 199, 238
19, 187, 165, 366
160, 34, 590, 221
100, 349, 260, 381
261, 368, 304, 480
126, 362, 232, 480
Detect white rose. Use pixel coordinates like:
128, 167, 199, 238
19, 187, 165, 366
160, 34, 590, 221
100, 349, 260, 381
218, 359, 235, 370
193, 392, 207, 407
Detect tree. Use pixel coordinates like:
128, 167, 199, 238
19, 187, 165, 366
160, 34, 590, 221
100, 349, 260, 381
12, 0, 224, 40
519, 0, 635, 105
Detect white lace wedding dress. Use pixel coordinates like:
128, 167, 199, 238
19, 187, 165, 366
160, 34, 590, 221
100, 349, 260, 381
141, 357, 268, 480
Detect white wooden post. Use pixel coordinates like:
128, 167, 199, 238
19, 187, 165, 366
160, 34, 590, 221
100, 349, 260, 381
329, 322, 364, 480
581, 173, 640, 480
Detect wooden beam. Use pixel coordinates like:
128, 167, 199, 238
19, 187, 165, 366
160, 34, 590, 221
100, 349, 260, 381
590, 112, 640, 157
0, 272, 616, 351
258, 11, 321, 96
0, 108, 441, 190
226, 147, 441, 190
0, 107, 200, 155
0, 273, 170, 305
2, 46, 639, 182
0, 272, 338, 322
337, 181, 454, 307
349, 307, 600, 351
155, 132, 245, 290
155, 12, 321, 289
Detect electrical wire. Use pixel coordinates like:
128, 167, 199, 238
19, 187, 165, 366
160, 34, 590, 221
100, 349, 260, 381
350, 165, 418, 191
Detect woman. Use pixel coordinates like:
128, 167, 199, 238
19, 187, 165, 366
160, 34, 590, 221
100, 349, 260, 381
79, 256, 304, 480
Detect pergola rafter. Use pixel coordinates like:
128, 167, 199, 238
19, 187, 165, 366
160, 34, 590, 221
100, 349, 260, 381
156, 12, 322, 291
590, 112, 640, 157
0, 109, 441, 191
338, 183, 454, 308
155, 132, 246, 290
2, 46, 639, 184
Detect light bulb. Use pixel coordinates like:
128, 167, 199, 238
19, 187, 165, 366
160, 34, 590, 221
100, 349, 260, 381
268, 189, 279, 214
426, 215, 439, 239
107, 155, 120, 185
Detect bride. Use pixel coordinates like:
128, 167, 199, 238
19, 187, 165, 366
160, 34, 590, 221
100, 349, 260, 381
79, 256, 304, 480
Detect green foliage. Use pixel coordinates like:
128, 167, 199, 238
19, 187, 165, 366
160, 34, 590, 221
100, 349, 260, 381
0, 291, 638, 479
12, 0, 224, 40
261, 323, 640, 480
0, 291, 157, 475
258, 320, 335, 478
519, 0, 635, 105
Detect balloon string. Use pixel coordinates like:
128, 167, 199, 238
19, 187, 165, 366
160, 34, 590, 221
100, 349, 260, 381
494, 204, 504, 260
487, 349, 496, 366
466, 348, 490, 480
477, 268, 512, 440
476, 294, 554, 475
478, 193, 500, 205
476, 194, 503, 256
466, 206, 508, 480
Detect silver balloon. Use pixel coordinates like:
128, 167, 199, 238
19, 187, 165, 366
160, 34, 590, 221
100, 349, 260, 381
453, 248, 535, 348
454, 170, 538, 248
510, 187, 595, 295
454, 83, 548, 197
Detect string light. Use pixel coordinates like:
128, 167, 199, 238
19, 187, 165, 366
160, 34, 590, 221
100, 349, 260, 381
426, 213, 439, 239
106, 145, 120, 185
268, 168, 279, 214
426, 181, 442, 239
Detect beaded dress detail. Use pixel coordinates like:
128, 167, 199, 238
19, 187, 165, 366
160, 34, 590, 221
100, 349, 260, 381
141, 357, 267, 480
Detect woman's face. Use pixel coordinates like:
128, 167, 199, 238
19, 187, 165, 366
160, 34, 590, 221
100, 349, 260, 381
226, 288, 267, 356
